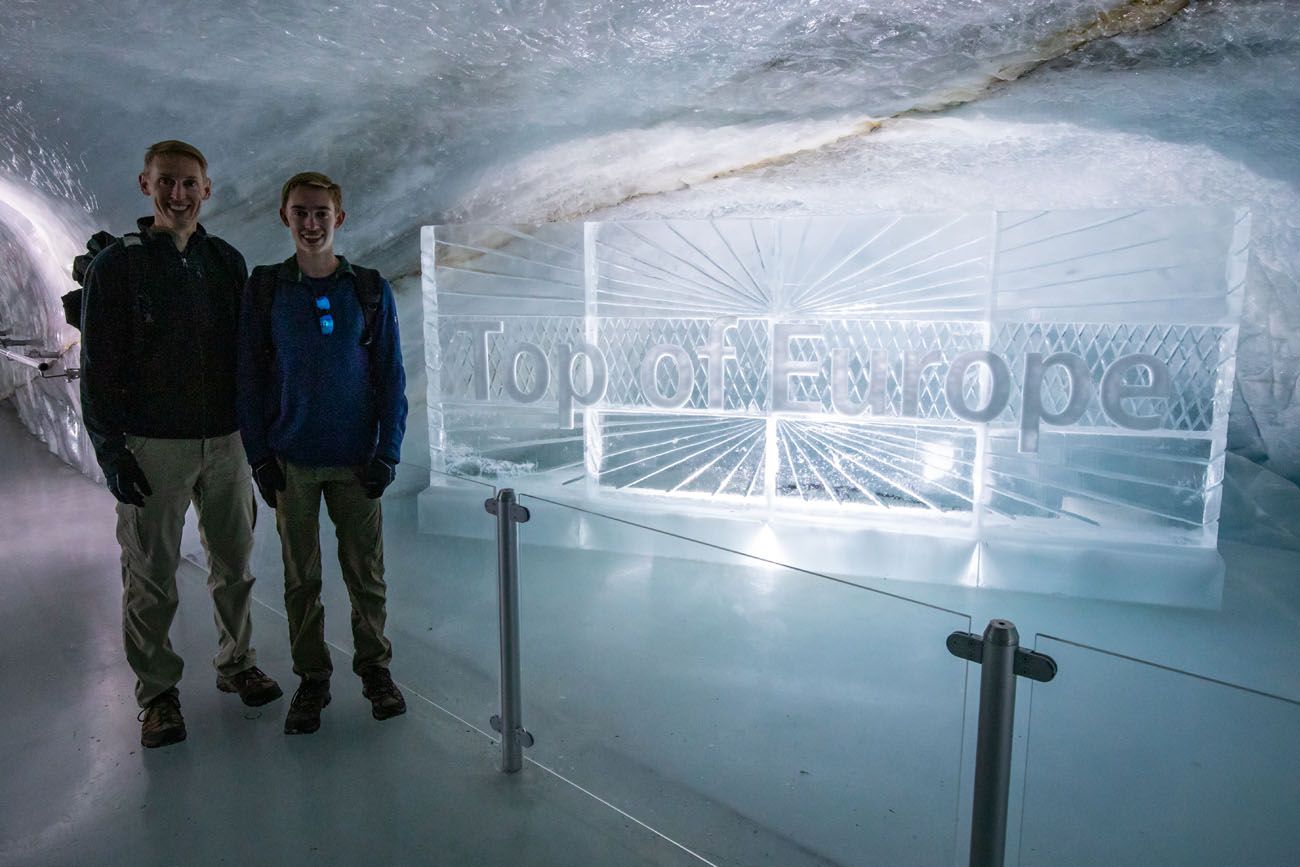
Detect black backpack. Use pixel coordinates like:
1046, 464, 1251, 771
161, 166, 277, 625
63, 231, 140, 330
63, 230, 245, 333
246, 262, 384, 349
244, 262, 386, 399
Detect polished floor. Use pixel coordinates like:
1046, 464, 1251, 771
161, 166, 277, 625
0, 405, 700, 867
3, 398, 1300, 866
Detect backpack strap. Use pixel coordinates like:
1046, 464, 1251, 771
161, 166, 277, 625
248, 264, 279, 367
120, 233, 147, 324
351, 265, 384, 348
118, 233, 160, 360
349, 266, 388, 414
208, 236, 248, 303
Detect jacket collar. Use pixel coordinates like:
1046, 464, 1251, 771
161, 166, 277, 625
277, 254, 355, 284
136, 216, 208, 242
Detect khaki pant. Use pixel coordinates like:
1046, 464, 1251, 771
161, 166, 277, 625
117, 432, 258, 707
275, 461, 392, 681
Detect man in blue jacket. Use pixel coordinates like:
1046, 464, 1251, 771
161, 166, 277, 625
81, 140, 282, 750
236, 171, 408, 735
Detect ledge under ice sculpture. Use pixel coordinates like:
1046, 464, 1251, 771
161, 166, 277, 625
423, 209, 1247, 603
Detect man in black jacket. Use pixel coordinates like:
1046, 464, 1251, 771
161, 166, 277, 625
80, 140, 282, 748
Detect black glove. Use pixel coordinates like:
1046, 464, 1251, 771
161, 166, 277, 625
359, 457, 396, 499
105, 452, 152, 507
252, 457, 286, 508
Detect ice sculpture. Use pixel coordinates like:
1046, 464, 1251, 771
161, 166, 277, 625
425, 209, 1246, 599
4, 1, 1298, 497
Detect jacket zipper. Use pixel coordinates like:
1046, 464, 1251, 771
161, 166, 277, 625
179, 248, 209, 438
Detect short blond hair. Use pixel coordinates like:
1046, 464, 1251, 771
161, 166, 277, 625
280, 171, 343, 211
144, 140, 208, 174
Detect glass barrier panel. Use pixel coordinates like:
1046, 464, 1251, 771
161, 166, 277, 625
516, 494, 972, 867
1018, 636, 1300, 866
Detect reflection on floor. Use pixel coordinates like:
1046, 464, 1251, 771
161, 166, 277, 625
0, 404, 699, 867
414, 480, 1300, 867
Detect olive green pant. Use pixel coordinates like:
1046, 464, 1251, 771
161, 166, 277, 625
275, 461, 392, 681
117, 432, 258, 707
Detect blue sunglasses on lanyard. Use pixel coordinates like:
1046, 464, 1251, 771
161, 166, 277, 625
314, 292, 334, 335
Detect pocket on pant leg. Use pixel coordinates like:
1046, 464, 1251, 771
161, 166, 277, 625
116, 502, 148, 580
124, 434, 152, 461
218, 432, 253, 483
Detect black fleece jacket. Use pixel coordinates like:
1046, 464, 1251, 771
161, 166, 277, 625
79, 217, 248, 469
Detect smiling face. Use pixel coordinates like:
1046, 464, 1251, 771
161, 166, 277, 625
138, 153, 210, 235
280, 185, 346, 258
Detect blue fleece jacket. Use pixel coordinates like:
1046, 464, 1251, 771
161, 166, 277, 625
237, 255, 406, 468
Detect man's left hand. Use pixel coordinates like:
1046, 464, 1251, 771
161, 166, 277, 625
359, 457, 396, 499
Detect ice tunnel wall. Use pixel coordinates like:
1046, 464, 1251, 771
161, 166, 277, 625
1, 0, 1299, 499
0, 174, 99, 477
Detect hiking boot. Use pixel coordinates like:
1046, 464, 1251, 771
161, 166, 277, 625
139, 691, 186, 749
216, 666, 283, 707
360, 666, 406, 721
284, 678, 331, 735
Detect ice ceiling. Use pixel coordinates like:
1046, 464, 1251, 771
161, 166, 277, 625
2, 0, 1298, 492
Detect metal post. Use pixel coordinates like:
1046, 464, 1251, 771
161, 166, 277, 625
485, 488, 534, 773
969, 619, 1018, 867
947, 619, 1056, 867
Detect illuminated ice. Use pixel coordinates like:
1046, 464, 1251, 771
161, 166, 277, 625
427, 208, 1246, 558
2, 1, 1298, 505
2, 0, 1295, 596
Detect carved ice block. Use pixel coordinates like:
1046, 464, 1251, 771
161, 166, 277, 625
424, 208, 1247, 553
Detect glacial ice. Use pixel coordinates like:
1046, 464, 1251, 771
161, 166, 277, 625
428, 207, 1246, 557
1, 0, 1298, 528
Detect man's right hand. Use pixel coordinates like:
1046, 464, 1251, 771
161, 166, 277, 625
106, 453, 152, 507
252, 457, 286, 508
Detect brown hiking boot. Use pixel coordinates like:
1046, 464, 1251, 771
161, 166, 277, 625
216, 665, 283, 707
284, 678, 331, 735
360, 666, 406, 721
139, 691, 186, 749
